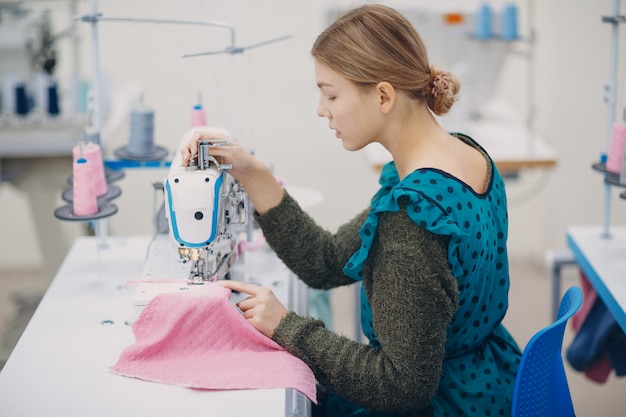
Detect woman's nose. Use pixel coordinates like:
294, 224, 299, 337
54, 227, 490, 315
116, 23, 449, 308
316, 102, 329, 118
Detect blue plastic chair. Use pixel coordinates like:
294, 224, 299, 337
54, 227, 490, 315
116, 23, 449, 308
511, 286, 583, 417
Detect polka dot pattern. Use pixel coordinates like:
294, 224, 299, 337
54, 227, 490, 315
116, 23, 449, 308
342, 134, 521, 417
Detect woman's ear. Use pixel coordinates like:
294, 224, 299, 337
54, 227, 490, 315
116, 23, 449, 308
375, 81, 396, 114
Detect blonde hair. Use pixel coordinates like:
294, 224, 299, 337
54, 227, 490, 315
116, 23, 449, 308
311, 4, 460, 116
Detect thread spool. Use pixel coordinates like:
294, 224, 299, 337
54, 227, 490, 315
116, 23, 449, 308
33, 72, 49, 116
56, 140, 119, 221
114, 99, 168, 161
67, 128, 124, 186
15, 83, 29, 116
606, 122, 626, 174
47, 81, 60, 115
475, 3, 493, 40
191, 104, 207, 127
500, 4, 519, 41
191, 92, 207, 127
73, 141, 108, 197
128, 105, 155, 156
1, 76, 16, 116
72, 157, 98, 216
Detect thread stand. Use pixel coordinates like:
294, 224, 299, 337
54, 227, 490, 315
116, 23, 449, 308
61, 183, 122, 205
114, 96, 169, 162
597, 2, 625, 236
67, 167, 125, 184
54, 202, 118, 222
114, 146, 169, 161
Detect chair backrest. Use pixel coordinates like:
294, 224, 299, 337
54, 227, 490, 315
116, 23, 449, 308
511, 286, 583, 417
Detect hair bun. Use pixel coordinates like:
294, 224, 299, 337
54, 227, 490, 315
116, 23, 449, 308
426, 68, 460, 116
430, 73, 451, 98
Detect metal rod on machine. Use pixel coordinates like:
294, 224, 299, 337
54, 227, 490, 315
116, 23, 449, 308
601, 0, 623, 238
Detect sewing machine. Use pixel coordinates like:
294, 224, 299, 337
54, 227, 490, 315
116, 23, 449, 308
164, 132, 246, 283
132, 129, 309, 320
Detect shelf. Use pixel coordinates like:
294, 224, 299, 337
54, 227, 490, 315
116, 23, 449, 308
591, 162, 626, 199
591, 162, 626, 187
0, 118, 86, 158
601, 15, 626, 24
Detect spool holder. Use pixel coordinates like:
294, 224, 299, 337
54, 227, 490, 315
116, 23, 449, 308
61, 184, 122, 205
73, 14, 292, 58
54, 203, 118, 222
114, 145, 169, 161
68, 1, 292, 240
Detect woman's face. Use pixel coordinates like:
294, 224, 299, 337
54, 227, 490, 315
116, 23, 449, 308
315, 61, 382, 151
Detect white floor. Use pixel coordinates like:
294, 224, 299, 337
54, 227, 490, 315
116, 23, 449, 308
2, 259, 626, 415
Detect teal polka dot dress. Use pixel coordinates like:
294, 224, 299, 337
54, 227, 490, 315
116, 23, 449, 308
343, 134, 521, 417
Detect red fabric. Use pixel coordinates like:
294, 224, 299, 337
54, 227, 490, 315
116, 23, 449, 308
571, 271, 611, 383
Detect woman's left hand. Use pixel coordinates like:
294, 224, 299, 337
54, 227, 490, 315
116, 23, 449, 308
219, 280, 288, 338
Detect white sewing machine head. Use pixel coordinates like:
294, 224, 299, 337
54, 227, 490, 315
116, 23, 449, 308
163, 132, 247, 283
133, 128, 308, 323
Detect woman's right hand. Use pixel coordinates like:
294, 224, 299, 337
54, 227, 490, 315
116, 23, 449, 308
180, 130, 256, 179
180, 129, 285, 215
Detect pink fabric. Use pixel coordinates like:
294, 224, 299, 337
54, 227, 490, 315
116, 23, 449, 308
571, 271, 597, 331
236, 235, 267, 255
571, 271, 611, 383
111, 284, 316, 402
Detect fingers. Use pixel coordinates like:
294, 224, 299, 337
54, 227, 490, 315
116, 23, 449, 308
219, 280, 288, 338
236, 295, 256, 314
180, 129, 233, 166
218, 279, 265, 296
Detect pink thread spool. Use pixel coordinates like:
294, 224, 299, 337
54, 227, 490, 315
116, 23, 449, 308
73, 142, 107, 197
190, 103, 207, 127
606, 122, 626, 174
72, 157, 98, 216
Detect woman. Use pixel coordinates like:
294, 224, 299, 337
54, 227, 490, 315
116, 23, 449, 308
182, 4, 521, 416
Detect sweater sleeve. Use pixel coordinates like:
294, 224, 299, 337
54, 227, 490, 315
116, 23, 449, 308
254, 191, 366, 290
272, 208, 459, 413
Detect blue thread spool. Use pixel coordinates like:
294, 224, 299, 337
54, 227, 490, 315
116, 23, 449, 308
475, 3, 494, 40
48, 82, 60, 115
15, 83, 29, 116
501, 4, 519, 41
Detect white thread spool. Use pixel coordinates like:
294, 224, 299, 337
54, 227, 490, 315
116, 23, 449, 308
1, 75, 17, 116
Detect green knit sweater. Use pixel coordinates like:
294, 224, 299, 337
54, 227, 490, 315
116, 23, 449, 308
255, 192, 459, 415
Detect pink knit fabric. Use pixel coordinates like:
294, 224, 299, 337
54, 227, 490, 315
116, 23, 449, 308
111, 284, 316, 402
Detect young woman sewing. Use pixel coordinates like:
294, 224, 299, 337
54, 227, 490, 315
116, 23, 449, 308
182, 5, 522, 416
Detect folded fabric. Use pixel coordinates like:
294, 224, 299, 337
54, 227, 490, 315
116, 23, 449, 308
566, 272, 626, 383
111, 283, 316, 402
570, 271, 597, 331
568, 271, 609, 383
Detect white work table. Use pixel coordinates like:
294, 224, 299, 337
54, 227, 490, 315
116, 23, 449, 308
0, 236, 310, 417
566, 226, 626, 333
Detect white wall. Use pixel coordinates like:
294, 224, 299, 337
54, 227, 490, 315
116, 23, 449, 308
1, 0, 626, 274
533, 0, 626, 253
